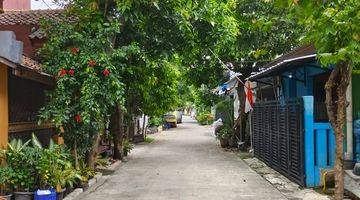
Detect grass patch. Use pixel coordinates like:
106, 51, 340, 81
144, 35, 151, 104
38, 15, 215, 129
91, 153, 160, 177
144, 136, 155, 143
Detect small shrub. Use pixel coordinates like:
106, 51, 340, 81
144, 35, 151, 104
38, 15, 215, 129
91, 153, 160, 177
123, 139, 134, 156
148, 116, 163, 127
216, 125, 233, 140
196, 112, 214, 125
144, 136, 155, 143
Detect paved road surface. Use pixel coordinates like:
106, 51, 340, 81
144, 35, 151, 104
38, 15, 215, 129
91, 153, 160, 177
77, 116, 286, 200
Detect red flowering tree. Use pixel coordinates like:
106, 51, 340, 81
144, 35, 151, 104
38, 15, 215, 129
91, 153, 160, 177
39, 19, 124, 168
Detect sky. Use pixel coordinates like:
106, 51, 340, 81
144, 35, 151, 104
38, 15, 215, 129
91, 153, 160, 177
31, 0, 60, 10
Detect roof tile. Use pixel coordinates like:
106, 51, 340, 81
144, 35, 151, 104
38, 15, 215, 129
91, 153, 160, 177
0, 9, 65, 25
21, 55, 42, 72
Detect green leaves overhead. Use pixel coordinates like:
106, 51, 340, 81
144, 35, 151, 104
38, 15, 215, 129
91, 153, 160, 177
287, 0, 360, 67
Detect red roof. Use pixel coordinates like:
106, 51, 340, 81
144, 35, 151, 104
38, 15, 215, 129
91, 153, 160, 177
21, 55, 42, 72
0, 9, 65, 25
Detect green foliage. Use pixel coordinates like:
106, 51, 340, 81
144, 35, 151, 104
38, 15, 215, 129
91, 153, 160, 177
196, 112, 214, 125
0, 166, 14, 194
148, 116, 163, 127
5, 139, 39, 192
216, 125, 233, 140
40, 0, 258, 167
215, 99, 234, 129
78, 161, 96, 183
285, 0, 360, 67
39, 10, 124, 161
233, 0, 302, 69
35, 140, 81, 189
3, 136, 80, 192
144, 136, 155, 144
194, 85, 222, 112
122, 139, 134, 156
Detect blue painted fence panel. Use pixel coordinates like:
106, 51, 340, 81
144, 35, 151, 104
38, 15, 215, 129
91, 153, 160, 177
303, 96, 335, 187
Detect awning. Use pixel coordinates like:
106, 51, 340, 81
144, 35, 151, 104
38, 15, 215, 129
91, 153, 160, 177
248, 45, 317, 81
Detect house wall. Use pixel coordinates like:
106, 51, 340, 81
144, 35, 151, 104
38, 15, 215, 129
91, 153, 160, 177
0, 64, 8, 148
281, 65, 327, 99
0, 25, 45, 59
353, 71, 360, 120
3, 0, 30, 11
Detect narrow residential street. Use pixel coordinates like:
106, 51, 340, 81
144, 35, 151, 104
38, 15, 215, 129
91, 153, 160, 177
77, 116, 285, 200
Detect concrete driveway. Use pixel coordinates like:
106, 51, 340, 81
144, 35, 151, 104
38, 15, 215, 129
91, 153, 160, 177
77, 116, 286, 200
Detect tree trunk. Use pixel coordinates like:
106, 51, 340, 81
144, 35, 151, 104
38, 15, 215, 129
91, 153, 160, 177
324, 61, 351, 200
128, 116, 135, 141
142, 114, 147, 140
73, 139, 79, 169
234, 81, 246, 145
111, 104, 125, 160
86, 127, 103, 169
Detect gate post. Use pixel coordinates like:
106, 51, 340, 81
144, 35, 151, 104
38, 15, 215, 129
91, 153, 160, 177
303, 96, 315, 187
0, 64, 8, 149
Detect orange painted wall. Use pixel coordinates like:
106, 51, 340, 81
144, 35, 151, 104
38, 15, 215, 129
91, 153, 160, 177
0, 64, 8, 149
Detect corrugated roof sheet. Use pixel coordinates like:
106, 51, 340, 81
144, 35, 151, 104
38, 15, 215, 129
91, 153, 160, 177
248, 45, 317, 80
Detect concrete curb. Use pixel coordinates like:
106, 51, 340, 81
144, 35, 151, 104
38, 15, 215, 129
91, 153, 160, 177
63, 160, 122, 200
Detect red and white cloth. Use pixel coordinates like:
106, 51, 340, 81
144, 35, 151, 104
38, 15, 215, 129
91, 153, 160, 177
244, 81, 255, 113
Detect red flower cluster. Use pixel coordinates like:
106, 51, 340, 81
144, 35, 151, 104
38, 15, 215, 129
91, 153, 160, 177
68, 69, 75, 76
58, 69, 75, 77
102, 69, 110, 77
74, 114, 82, 123
59, 69, 67, 77
88, 60, 97, 67
71, 47, 80, 55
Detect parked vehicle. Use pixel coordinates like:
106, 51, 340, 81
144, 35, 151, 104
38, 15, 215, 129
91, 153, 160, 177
175, 110, 183, 124
163, 113, 177, 128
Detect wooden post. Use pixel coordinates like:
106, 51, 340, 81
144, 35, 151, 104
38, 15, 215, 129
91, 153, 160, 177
0, 64, 8, 149
303, 96, 315, 187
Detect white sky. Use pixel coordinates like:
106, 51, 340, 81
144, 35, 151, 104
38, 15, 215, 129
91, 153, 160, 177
31, 0, 61, 10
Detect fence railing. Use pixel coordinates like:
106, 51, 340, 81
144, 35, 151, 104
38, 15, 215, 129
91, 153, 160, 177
252, 96, 335, 187
252, 98, 305, 186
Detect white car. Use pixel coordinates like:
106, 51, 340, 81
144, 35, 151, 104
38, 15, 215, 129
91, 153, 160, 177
175, 110, 183, 123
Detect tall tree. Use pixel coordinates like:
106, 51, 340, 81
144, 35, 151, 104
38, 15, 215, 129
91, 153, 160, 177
284, 0, 360, 199
40, 0, 240, 165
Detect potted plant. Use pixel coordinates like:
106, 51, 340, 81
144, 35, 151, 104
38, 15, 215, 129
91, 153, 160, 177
52, 156, 81, 200
122, 139, 134, 157
77, 162, 96, 192
0, 166, 14, 200
216, 126, 232, 148
34, 136, 81, 200
6, 139, 38, 200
